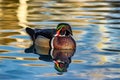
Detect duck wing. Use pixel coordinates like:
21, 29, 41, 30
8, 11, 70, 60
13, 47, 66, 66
26, 27, 56, 40
35, 29, 56, 39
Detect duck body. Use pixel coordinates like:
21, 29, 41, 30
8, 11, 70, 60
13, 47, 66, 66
51, 36, 76, 49
26, 23, 76, 49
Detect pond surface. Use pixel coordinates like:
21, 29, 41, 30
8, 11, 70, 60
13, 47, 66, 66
0, 0, 120, 80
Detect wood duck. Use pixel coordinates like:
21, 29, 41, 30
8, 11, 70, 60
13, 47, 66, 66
26, 23, 76, 49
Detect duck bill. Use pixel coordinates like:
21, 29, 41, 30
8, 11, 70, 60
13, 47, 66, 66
56, 29, 60, 36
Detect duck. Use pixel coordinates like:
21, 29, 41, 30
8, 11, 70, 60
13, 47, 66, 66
25, 23, 76, 49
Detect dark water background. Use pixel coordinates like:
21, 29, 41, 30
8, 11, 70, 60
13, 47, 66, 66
0, 0, 120, 80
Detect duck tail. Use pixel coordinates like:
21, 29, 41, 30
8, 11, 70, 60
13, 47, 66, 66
26, 27, 35, 41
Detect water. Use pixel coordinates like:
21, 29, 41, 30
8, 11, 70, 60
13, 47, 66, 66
0, 0, 120, 80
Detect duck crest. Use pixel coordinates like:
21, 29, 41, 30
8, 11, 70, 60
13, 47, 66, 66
57, 25, 65, 30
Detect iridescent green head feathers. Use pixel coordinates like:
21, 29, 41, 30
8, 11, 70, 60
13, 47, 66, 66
54, 60, 67, 72
56, 23, 73, 36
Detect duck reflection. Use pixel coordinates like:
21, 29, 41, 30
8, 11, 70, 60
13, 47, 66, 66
25, 44, 75, 73
51, 49, 75, 72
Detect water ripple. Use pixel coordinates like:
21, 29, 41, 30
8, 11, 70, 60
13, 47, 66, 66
0, 0, 120, 79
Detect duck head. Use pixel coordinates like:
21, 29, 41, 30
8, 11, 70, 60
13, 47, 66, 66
54, 60, 68, 72
56, 23, 73, 36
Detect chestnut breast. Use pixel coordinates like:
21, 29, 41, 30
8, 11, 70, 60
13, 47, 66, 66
52, 36, 76, 49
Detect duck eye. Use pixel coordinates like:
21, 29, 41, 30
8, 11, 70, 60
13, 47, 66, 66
59, 63, 64, 68
61, 28, 65, 31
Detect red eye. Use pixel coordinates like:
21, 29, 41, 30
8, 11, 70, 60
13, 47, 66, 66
59, 63, 64, 68
61, 27, 66, 31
